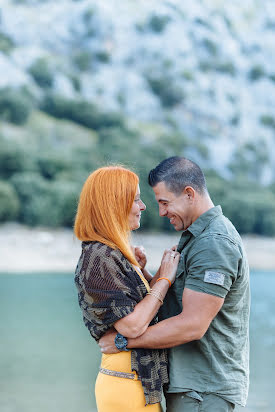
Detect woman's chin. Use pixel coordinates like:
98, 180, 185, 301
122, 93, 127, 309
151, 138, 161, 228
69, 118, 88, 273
130, 222, 141, 231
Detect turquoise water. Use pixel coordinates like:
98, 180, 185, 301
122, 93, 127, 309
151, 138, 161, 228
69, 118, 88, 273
0, 270, 274, 412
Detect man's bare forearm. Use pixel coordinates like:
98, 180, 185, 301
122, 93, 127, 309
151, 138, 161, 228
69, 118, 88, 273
127, 313, 200, 349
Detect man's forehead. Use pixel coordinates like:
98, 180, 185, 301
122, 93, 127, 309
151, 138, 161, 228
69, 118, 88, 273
153, 182, 174, 200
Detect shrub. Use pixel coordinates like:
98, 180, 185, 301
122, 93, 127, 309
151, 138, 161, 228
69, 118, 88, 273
37, 152, 71, 180
0, 87, 32, 125
146, 74, 184, 108
182, 70, 194, 81
73, 51, 91, 71
147, 14, 171, 33
41, 94, 125, 130
205, 173, 228, 205
28, 58, 54, 88
11, 173, 51, 226
82, 6, 97, 37
0, 32, 14, 54
215, 61, 236, 76
222, 187, 275, 236
51, 180, 80, 227
202, 38, 218, 56
0, 181, 19, 222
0, 139, 36, 179
95, 50, 111, 63
70, 75, 81, 92
11, 173, 80, 227
199, 60, 236, 76
248, 65, 265, 81
229, 141, 269, 181
260, 114, 275, 129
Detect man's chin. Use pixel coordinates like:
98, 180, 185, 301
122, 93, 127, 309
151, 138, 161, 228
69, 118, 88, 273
171, 222, 184, 231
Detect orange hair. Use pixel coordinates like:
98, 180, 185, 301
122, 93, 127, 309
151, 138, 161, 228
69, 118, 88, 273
74, 166, 139, 266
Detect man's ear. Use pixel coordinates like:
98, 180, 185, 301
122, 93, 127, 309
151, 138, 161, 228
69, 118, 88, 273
184, 186, 195, 200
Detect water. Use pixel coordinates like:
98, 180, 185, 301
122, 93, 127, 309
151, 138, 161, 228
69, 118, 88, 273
0, 270, 274, 412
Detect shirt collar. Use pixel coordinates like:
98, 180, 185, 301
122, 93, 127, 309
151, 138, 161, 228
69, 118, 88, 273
177, 205, 222, 252
188, 205, 222, 237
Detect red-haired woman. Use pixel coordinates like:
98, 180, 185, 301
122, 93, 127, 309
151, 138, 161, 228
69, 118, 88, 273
74, 166, 179, 412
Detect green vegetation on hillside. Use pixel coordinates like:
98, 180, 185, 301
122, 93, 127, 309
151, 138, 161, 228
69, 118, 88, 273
0, 88, 274, 235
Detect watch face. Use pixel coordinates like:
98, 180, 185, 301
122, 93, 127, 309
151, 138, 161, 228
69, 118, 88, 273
115, 333, 128, 350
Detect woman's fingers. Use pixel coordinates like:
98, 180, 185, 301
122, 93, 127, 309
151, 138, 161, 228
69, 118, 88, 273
159, 249, 180, 284
134, 245, 147, 268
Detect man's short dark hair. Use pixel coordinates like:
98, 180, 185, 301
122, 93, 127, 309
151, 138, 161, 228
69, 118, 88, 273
148, 156, 208, 196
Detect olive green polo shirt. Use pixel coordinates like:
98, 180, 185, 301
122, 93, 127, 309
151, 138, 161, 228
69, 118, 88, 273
159, 206, 250, 407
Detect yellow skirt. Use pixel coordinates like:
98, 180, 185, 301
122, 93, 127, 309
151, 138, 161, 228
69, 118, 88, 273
95, 351, 161, 412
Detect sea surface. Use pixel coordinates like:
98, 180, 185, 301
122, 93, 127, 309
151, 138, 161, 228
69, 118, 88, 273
0, 270, 274, 412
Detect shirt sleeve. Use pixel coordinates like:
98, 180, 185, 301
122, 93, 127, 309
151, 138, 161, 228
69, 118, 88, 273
184, 234, 241, 298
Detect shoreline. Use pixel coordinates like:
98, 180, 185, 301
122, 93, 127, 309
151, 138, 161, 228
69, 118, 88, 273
1, 223, 275, 273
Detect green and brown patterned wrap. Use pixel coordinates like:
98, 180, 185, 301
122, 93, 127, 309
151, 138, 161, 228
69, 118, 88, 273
75, 241, 168, 405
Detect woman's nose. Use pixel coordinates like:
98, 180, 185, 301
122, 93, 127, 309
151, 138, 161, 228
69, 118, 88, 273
139, 200, 146, 211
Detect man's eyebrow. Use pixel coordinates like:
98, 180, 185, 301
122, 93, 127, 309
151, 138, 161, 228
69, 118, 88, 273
158, 198, 169, 203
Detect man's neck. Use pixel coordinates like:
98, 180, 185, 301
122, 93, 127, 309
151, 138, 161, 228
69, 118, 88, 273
192, 195, 214, 224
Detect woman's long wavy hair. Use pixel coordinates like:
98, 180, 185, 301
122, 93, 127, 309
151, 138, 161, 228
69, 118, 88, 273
74, 166, 139, 266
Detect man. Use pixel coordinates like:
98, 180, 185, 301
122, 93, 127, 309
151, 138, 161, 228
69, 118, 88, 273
99, 156, 250, 411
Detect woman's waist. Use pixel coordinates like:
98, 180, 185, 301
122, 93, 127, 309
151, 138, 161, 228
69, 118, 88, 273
100, 350, 133, 373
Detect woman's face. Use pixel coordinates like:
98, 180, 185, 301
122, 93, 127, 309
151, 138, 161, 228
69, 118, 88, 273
128, 185, 146, 230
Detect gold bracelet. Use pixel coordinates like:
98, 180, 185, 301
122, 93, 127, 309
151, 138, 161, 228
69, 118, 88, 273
152, 289, 164, 302
147, 289, 164, 305
157, 277, 172, 288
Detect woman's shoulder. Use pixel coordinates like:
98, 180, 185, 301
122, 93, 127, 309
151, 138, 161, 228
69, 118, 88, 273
79, 241, 134, 278
81, 241, 125, 262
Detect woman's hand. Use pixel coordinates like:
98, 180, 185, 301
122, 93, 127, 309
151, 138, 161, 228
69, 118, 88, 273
159, 249, 180, 285
133, 245, 147, 269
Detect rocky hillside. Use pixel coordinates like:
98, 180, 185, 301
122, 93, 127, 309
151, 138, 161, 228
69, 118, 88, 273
0, 0, 275, 181
1, 0, 275, 234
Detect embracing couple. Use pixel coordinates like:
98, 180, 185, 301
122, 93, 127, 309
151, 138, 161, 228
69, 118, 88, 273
74, 156, 250, 412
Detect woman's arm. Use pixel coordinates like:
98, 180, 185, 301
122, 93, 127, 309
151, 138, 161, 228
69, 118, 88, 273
114, 250, 180, 339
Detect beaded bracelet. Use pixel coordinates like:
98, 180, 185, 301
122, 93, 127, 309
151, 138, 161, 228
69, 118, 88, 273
157, 277, 172, 288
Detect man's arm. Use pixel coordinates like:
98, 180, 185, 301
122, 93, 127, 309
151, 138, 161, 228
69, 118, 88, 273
99, 288, 224, 352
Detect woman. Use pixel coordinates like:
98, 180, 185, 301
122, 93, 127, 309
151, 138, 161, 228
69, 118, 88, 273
74, 166, 180, 411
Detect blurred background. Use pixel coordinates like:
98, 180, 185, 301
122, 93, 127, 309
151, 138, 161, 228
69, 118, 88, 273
0, 0, 274, 411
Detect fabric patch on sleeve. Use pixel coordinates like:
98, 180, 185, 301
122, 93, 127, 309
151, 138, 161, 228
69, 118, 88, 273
204, 271, 225, 286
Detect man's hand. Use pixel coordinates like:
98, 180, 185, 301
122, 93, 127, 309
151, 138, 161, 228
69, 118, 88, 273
98, 329, 120, 354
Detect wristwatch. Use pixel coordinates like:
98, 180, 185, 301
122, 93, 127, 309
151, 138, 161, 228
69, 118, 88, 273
114, 333, 129, 351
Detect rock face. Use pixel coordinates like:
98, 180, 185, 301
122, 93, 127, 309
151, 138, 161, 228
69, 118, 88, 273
0, 0, 275, 181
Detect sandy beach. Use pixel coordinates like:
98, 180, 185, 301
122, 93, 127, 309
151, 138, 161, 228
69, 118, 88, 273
0, 223, 274, 273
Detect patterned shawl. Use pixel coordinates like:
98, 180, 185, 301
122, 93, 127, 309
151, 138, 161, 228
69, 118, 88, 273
74, 241, 168, 405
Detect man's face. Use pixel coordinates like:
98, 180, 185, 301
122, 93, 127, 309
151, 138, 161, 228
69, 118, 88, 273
153, 181, 194, 231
